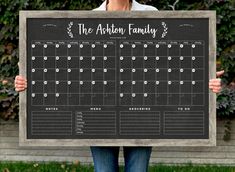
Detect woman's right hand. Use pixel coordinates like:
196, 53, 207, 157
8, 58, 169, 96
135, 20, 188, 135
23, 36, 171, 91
14, 75, 27, 92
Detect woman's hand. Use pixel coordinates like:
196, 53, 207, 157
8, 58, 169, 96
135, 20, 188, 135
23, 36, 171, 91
209, 70, 224, 93
14, 75, 27, 92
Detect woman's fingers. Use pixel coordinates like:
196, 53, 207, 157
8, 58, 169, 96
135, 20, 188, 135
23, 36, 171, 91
16, 88, 26, 92
14, 75, 27, 92
15, 79, 26, 85
211, 89, 221, 93
216, 70, 224, 77
209, 78, 222, 93
15, 80, 27, 86
209, 79, 221, 86
15, 75, 27, 81
15, 83, 27, 87
15, 85, 26, 91
208, 70, 224, 93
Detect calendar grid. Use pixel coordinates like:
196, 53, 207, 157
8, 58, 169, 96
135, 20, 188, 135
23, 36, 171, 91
31, 40, 205, 107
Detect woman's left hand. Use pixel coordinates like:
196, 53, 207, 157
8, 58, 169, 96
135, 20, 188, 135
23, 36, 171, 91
209, 70, 224, 93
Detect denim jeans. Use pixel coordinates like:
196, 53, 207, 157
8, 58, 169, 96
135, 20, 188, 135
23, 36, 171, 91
90, 146, 152, 172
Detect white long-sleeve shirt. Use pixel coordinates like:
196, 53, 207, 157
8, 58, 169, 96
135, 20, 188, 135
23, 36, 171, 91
93, 0, 158, 11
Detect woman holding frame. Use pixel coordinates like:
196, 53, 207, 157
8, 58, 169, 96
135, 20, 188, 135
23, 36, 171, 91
15, 0, 223, 171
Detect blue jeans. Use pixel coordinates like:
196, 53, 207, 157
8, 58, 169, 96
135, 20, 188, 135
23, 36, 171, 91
90, 146, 152, 172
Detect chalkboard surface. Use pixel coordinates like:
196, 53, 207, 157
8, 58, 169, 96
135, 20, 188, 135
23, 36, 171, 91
19, 11, 216, 146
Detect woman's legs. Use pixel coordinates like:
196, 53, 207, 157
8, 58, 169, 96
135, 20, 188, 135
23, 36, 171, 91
90, 146, 120, 172
90, 146, 152, 172
123, 147, 152, 172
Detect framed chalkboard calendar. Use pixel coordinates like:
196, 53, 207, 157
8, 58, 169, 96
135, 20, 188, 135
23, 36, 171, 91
19, 11, 216, 146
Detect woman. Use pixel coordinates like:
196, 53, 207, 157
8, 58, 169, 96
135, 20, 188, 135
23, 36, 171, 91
15, 0, 223, 172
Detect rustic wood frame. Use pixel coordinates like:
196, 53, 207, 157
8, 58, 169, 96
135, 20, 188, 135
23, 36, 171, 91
19, 11, 216, 147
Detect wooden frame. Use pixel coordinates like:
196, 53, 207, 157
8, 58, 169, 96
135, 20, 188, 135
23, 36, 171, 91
19, 11, 216, 147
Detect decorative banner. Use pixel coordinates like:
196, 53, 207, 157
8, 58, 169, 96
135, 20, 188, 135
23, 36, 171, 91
19, 11, 216, 146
